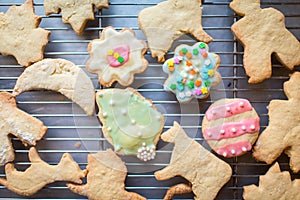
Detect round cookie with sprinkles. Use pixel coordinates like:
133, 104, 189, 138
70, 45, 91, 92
96, 88, 164, 162
162, 42, 221, 103
202, 99, 260, 158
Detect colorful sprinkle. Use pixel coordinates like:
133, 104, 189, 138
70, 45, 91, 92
188, 82, 194, 89
174, 57, 180, 64
205, 80, 211, 87
167, 60, 174, 67
118, 56, 125, 63
202, 52, 208, 58
182, 78, 187, 84
208, 69, 215, 77
195, 89, 202, 96
176, 77, 183, 83
177, 84, 184, 91
199, 43, 206, 49
181, 48, 188, 54
193, 48, 199, 55
107, 49, 114, 56
186, 52, 192, 59
201, 87, 208, 94
204, 59, 211, 66
113, 52, 119, 59
170, 84, 176, 90
202, 73, 209, 80
186, 60, 192, 66
190, 69, 197, 75
195, 80, 202, 87
168, 66, 175, 72
179, 50, 184, 56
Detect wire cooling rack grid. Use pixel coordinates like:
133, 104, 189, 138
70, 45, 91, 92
0, 0, 300, 199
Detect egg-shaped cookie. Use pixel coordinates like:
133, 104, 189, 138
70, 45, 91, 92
202, 98, 260, 158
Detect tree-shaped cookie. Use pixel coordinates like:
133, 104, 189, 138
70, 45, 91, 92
253, 72, 300, 172
0, 92, 47, 166
0, 0, 50, 66
44, 0, 109, 35
67, 149, 146, 200
138, 0, 213, 62
243, 163, 300, 200
230, 0, 300, 83
0, 147, 85, 196
155, 122, 232, 200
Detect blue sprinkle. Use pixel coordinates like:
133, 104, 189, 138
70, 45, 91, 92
202, 68, 209, 73
176, 77, 183, 83
201, 73, 209, 80
206, 64, 213, 69
177, 84, 184, 91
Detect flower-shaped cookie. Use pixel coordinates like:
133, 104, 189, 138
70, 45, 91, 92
162, 42, 221, 103
86, 27, 148, 87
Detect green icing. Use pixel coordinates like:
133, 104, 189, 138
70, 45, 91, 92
96, 88, 163, 156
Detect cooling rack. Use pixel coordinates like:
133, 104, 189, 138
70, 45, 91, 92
0, 0, 300, 199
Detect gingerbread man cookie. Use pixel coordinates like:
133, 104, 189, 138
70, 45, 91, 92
67, 149, 146, 200
138, 0, 213, 62
253, 72, 300, 172
87, 27, 148, 87
202, 98, 260, 158
0, 92, 47, 166
155, 122, 232, 200
44, 0, 109, 35
230, 0, 300, 83
162, 42, 221, 103
0, 0, 50, 66
243, 163, 300, 200
0, 147, 85, 196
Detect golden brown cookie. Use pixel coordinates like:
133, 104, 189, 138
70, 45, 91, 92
0, 147, 85, 196
67, 149, 146, 200
253, 72, 300, 172
13, 59, 95, 116
138, 0, 213, 62
243, 162, 300, 200
230, 0, 300, 83
155, 122, 232, 200
0, 92, 47, 166
0, 0, 50, 66
202, 98, 260, 158
44, 0, 109, 35
87, 27, 148, 87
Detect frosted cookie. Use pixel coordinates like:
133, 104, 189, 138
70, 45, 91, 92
87, 27, 148, 87
202, 98, 260, 158
254, 72, 300, 172
230, 0, 300, 83
0, 0, 50, 66
243, 163, 300, 200
155, 122, 232, 200
67, 149, 146, 200
13, 59, 95, 116
0, 92, 47, 166
96, 88, 164, 161
162, 42, 221, 103
0, 147, 85, 196
44, 0, 109, 35
138, 0, 212, 62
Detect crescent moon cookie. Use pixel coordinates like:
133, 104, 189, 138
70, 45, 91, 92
0, 0, 50, 66
253, 72, 300, 173
86, 27, 148, 87
96, 88, 164, 162
243, 163, 300, 200
0, 147, 85, 196
230, 0, 300, 84
0, 92, 47, 166
13, 59, 95, 116
202, 98, 260, 158
138, 0, 213, 62
67, 149, 146, 200
44, 0, 109, 35
162, 42, 221, 103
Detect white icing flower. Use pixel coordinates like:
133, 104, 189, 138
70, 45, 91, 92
87, 27, 148, 87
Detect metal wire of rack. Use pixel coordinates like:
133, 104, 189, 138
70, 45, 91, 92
0, 0, 300, 199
